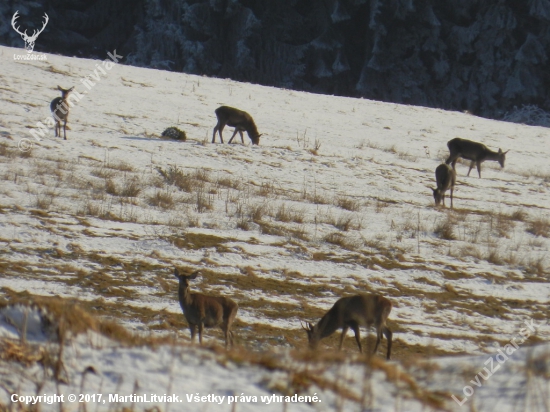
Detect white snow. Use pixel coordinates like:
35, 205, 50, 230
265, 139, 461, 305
0, 45, 549, 411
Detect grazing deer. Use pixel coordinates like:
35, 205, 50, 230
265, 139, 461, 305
174, 268, 238, 348
445, 138, 508, 178
50, 86, 74, 140
212, 106, 261, 145
302, 294, 393, 360
432, 163, 456, 208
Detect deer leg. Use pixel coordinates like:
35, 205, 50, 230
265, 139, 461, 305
338, 326, 349, 350
450, 186, 454, 209
476, 161, 482, 178
383, 326, 393, 360
198, 322, 204, 345
221, 322, 230, 348
239, 130, 244, 144
373, 327, 382, 355
213, 123, 225, 143
189, 325, 196, 342
227, 128, 239, 144
467, 161, 475, 176
63, 119, 67, 140
351, 324, 362, 353
446, 154, 458, 166
212, 125, 218, 143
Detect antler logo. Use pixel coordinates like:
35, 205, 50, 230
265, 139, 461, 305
11, 11, 49, 53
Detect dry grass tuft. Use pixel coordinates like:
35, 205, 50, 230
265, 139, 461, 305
433, 214, 456, 240
275, 203, 305, 224
148, 189, 175, 209
527, 215, 550, 238
335, 196, 361, 212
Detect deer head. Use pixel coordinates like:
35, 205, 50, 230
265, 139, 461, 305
12, 11, 49, 53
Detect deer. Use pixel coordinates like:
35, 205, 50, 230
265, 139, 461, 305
302, 294, 393, 360
212, 106, 262, 145
432, 163, 456, 208
173, 268, 238, 348
11, 11, 49, 53
445, 137, 508, 178
50, 86, 74, 140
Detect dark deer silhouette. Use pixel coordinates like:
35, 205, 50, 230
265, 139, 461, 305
212, 106, 261, 145
432, 164, 456, 208
50, 86, 74, 140
174, 268, 238, 348
446, 138, 508, 178
302, 294, 393, 359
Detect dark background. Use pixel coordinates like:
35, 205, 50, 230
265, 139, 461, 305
2, 0, 550, 124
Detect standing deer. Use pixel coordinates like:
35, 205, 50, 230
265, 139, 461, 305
212, 106, 261, 145
302, 294, 393, 360
432, 163, 456, 208
50, 86, 74, 140
445, 137, 508, 178
174, 268, 238, 348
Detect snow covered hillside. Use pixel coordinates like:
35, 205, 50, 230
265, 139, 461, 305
0, 46, 548, 411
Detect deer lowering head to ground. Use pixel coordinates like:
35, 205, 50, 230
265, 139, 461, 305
445, 137, 508, 178
302, 294, 393, 360
50, 86, 74, 140
174, 268, 238, 348
212, 106, 261, 145
432, 163, 456, 208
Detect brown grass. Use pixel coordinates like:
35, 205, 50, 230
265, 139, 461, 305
433, 214, 456, 240
527, 215, 550, 237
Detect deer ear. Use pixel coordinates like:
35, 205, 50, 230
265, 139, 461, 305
190, 270, 200, 279
173, 267, 180, 277
504, 150, 509, 154
68, 87, 74, 92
